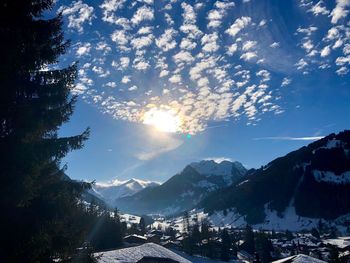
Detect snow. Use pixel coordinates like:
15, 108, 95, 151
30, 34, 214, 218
171, 249, 232, 263
209, 210, 246, 228
193, 180, 218, 190
91, 178, 160, 206
94, 243, 191, 263
323, 237, 350, 249
120, 213, 141, 227
313, 170, 350, 184
190, 160, 234, 183
208, 204, 321, 231
237, 179, 249, 186
180, 190, 195, 198
272, 254, 326, 263
322, 139, 343, 149
254, 204, 320, 231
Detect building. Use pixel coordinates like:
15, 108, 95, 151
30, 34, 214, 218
94, 242, 191, 263
271, 254, 327, 263
123, 234, 147, 245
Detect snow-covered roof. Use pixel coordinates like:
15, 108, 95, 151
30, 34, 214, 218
323, 237, 350, 249
123, 234, 147, 240
271, 254, 326, 263
94, 243, 191, 263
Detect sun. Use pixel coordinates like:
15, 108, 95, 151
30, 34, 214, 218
143, 108, 181, 133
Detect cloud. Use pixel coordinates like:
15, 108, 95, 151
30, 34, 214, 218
225, 16, 251, 37
309, 1, 330, 16
156, 28, 177, 51
253, 136, 324, 141
60, 0, 322, 135
169, 74, 182, 83
320, 45, 331, 57
135, 135, 183, 160
227, 43, 238, 55
207, 1, 234, 29
131, 5, 154, 25
173, 51, 194, 64
240, 51, 258, 61
76, 42, 91, 57
270, 42, 280, 48
330, 0, 350, 24
201, 33, 219, 53
295, 58, 308, 70
281, 77, 292, 87
58, 0, 94, 33
111, 30, 129, 50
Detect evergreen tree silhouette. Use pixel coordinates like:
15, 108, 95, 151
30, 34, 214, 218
0, 0, 92, 261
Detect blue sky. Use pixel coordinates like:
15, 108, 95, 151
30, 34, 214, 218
55, 0, 350, 183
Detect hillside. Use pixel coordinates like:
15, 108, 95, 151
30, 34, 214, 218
115, 160, 247, 215
199, 130, 350, 224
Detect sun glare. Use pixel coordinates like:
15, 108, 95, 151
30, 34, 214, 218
143, 108, 181, 133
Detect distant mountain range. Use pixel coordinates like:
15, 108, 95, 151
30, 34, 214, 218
200, 130, 350, 227
90, 178, 160, 207
114, 160, 247, 215
89, 130, 350, 231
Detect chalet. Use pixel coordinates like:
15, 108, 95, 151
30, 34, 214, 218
271, 254, 326, 263
137, 256, 179, 263
93, 243, 190, 263
123, 234, 147, 244
162, 241, 182, 250
147, 234, 161, 244
323, 237, 350, 252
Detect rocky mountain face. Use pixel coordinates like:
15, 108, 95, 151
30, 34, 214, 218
90, 178, 160, 207
115, 160, 247, 215
199, 130, 350, 225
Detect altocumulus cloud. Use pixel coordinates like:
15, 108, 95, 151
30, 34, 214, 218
56, 0, 350, 135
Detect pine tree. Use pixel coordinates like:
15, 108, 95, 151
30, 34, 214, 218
255, 232, 273, 263
183, 211, 190, 233
242, 225, 255, 254
328, 245, 340, 263
0, 0, 91, 261
220, 228, 231, 261
139, 217, 146, 235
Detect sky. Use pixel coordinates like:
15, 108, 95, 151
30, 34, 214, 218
54, 0, 350, 184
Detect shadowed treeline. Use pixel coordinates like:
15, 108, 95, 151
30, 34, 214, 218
0, 1, 124, 262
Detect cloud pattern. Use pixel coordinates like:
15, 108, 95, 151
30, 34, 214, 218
56, 0, 350, 134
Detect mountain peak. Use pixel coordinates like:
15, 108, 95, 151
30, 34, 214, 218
200, 130, 350, 225
190, 159, 246, 177
91, 178, 160, 207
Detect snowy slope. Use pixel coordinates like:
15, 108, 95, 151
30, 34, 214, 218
190, 160, 246, 184
115, 160, 247, 215
200, 130, 350, 225
313, 170, 350, 184
94, 243, 191, 263
90, 178, 160, 206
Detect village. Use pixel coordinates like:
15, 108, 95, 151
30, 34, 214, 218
94, 212, 350, 262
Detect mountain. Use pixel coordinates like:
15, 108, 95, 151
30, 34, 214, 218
200, 130, 350, 226
115, 160, 247, 215
90, 178, 160, 207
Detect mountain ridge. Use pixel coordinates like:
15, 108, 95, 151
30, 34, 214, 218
90, 178, 160, 206
199, 130, 350, 224
115, 160, 247, 215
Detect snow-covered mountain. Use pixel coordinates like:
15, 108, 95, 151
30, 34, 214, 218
200, 130, 350, 227
191, 160, 247, 184
90, 178, 160, 207
115, 160, 247, 215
